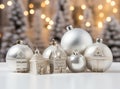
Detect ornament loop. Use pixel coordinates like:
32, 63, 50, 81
73, 50, 79, 55
66, 25, 73, 31
16, 40, 24, 44
50, 39, 57, 45
96, 38, 103, 43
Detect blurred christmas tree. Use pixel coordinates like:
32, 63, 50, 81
0, 0, 32, 62
50, 0, 73, 43
32, 9, 45, 52
82, 7, 94, 39
102, 16, 120, 62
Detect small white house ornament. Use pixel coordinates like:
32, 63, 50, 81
30, 49, 49, 74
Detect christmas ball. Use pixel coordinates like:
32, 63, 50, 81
43, 39, 58, 59
61, 25, 93, 55
67, 51, 86, 72
84, 38, 113, 72
6, 40, 33, 72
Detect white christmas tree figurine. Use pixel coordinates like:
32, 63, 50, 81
102, 16, 120, 62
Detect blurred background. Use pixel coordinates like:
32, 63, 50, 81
0, 0, 120, 62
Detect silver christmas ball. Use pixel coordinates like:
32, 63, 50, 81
61, 25, 93, 55
6, 40, 33, 72
67, 51, 86, 72
84, 38, 113, 72
43, 39, 58, 59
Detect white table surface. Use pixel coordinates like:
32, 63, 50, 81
0, 62, 120, 89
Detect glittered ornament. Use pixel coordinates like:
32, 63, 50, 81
84, 38, 113, 72
30, 49, 49, 74
49, 40, 67, 73
6, 40, 33, 72
67, 50, 86, 72
61, 25, 93, 55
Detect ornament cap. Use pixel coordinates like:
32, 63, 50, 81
73, 50, 79, 55
66, 25, 73, 31
50, 39, 57, 45
35, 49, 40, 54
96, 38, 103, 43
16, 40, 24, 45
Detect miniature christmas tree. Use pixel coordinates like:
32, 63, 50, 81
50, 0, 73, 43
102, 16, 120, 62
32, 9, 45, 52
0, 0, 31, 62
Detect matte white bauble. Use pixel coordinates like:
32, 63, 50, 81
6, 40, 33, 72
84, 38, 113, 72
61, 25, 93, 55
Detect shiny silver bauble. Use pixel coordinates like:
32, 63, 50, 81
61, 25, 93, 55
43, 45, 56, 59
43, 39, 59, 59
6, 40, 33, 72
84, 38, 113, 72
67, 51, 86, 72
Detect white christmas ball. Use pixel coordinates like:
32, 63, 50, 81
67, 51, 86, 72
84, 38, 113, 72
61, 25, 93, 55
6, 40, 33, 72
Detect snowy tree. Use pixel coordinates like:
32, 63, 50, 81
82, 7, 94, 37
0, 0, 32, 62
102, 16, 120, 62
50, 0, 73, 43
32, 9, 45, 52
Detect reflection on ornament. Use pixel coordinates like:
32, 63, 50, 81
61, 25, 93, 55
84, 38, 113, 72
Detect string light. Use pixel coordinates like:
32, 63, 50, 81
81, 4, 86, 10
111, 1, 116, 6
106, 17, 111, 22
29, 9, 34, 14
98, 22, 103, 28
113, 8, 118, 13
7, 1, 12, 6
85, 22, 91, 27
70, 6, 74, 11
98, 4, 103, 10
41, 2, 46, 8
49, 20, 54, 25
29, 3, 34, 8
24, 11, 28, 16
99, 12, 104, 18
41, 14, 46, 19
45, 0, 50, 5
45, 17, 50, 22
47, 25, 52, 30
79, 15, 84, 20
0, 4, 5, 9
